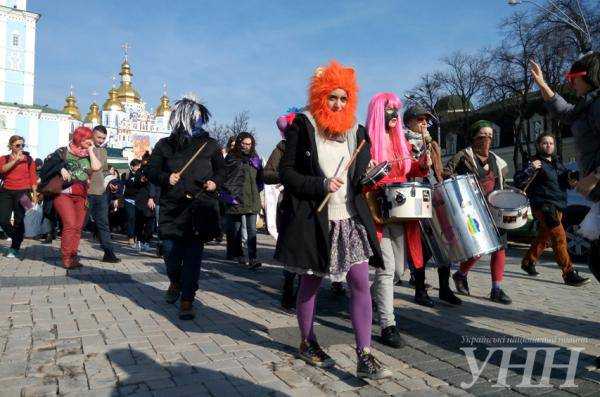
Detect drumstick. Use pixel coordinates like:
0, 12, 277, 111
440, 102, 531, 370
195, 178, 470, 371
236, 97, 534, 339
317, 139, 366, 213
315, 157, 344, 212
522, 170, 540, 193
177, 142, 208, 176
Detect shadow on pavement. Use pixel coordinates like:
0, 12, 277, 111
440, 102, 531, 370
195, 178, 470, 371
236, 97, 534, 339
106, 347, 281, 396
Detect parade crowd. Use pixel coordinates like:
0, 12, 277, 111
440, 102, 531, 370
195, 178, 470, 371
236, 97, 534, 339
1, 51, 599, 381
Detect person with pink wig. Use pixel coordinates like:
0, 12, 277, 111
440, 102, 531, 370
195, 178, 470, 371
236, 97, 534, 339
365, 92, 430, 348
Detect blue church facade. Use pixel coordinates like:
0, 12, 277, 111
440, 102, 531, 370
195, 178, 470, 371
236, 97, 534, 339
0, 0, 72, 160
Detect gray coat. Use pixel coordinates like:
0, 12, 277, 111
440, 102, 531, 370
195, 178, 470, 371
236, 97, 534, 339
546, 89, 600, 202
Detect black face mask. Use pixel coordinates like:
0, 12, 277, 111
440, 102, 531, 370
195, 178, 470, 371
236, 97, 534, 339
385, 109, 398, 129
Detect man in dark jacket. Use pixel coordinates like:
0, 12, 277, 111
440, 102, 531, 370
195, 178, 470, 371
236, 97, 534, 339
146, 96, 224, 320
514, 133, 589, 286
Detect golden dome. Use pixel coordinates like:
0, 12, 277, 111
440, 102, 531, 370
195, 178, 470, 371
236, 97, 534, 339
116, 59, 141, 104
84, 102, 101, 123
102, 87, 123, 111
62, 90, 81, 120
155, 89, 171, 117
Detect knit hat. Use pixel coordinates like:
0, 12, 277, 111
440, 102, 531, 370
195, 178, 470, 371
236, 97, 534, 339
469, 120, 493, 139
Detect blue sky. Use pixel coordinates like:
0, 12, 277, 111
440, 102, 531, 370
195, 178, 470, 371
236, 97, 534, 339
32, 0, 519, 157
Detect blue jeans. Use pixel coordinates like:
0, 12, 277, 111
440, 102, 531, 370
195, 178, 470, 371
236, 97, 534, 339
87, 192, 114, 254
124, 201, 136, 239
162, 238, 204, 301
226, 213, 257, 260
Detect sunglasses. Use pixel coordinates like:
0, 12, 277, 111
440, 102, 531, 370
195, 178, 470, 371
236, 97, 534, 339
13, 143, 25, 148
565, 70, 587, 85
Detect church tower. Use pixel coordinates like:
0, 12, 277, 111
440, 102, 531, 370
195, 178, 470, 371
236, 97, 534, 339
0, 0, 39, 105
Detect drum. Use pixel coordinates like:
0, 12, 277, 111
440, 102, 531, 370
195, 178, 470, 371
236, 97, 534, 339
428, 174, 501, 263
488, 189, 529, 230
420, 218, 451, 266
361, 161, 391, 187
382, 182, 432, 221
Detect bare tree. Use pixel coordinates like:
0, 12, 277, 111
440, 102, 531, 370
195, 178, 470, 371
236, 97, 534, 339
205, 110, 256, 148
228, 110, 256, 137
407, 73, 445, 117
532, 0, 599, 54
436, 51, 490, 137
483, 11, 541, 169
205, 122, 232, 148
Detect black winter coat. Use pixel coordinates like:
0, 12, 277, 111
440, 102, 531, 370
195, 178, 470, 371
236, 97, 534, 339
514, 155, 571, 211
124, 169, 144, 200
274, 113, 383, 273
145, 134, 224, 240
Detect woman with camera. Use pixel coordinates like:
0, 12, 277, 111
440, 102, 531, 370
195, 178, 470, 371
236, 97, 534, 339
0, 135, 38, 258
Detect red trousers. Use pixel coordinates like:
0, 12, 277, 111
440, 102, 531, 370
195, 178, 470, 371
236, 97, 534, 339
54, 194, 87, 261
460, 248, 505, 282
405, 220, 424, 269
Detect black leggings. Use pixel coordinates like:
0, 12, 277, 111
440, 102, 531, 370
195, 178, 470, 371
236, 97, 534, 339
0, 188, 28, 250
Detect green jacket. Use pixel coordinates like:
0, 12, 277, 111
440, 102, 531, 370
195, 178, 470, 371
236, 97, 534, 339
224, 156, 263, 215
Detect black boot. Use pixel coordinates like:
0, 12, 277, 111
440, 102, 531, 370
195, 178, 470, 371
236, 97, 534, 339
521, 259, 539, 276
490, 288, 512, 305
438, 267, 462, 305
563, 270, 590, 287
102, 250, 121, 263
414, 269, 434, 307
380, 325, 405, 348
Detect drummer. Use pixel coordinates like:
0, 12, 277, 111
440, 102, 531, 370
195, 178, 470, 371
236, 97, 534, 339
443, 120, 512, 304
514, 133, 589, 286
404, 105, 461, 306
365, 92, 430, 348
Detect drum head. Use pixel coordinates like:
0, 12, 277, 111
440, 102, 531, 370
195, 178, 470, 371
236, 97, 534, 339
361, 161, 390, 186
489, 189, 528, 209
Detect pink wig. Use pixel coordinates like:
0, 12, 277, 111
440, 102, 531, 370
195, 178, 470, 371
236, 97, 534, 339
366, 92, 411, 175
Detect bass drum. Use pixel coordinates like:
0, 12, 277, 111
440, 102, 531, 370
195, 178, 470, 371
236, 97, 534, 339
428, 174, 501, 263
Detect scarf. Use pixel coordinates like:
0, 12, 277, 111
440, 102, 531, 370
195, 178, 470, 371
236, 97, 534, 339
405, 129, 430, 159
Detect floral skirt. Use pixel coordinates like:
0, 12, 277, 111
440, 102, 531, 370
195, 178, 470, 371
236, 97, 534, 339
286, 217, 373, 282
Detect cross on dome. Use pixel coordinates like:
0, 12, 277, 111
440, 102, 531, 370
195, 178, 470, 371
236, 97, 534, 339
121, 42, 131, 61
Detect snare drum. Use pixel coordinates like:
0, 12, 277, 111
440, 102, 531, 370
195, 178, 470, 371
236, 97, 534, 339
361, 161, 391, 187
488, 189, 529, 230
382, 182, 432, 221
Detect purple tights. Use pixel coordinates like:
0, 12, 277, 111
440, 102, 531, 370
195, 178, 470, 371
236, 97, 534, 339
296, 261, 372, 351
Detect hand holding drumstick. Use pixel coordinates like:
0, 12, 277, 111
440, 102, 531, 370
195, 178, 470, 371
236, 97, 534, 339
169, 142, 212, 189
317, 139, 366, 213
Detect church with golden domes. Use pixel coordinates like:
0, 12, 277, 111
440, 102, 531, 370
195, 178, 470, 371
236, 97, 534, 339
62, 45, 171, 162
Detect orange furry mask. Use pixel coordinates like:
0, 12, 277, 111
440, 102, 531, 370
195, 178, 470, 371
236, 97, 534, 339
308, 60, 358, 135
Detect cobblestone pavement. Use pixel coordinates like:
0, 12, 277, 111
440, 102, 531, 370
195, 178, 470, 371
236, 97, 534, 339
0, 233, 598, 396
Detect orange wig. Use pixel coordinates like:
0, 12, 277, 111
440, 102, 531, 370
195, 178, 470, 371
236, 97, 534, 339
308, 60, 359, 135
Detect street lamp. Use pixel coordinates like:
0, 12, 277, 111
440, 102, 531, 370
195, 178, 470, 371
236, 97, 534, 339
507, 0, 592, 54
